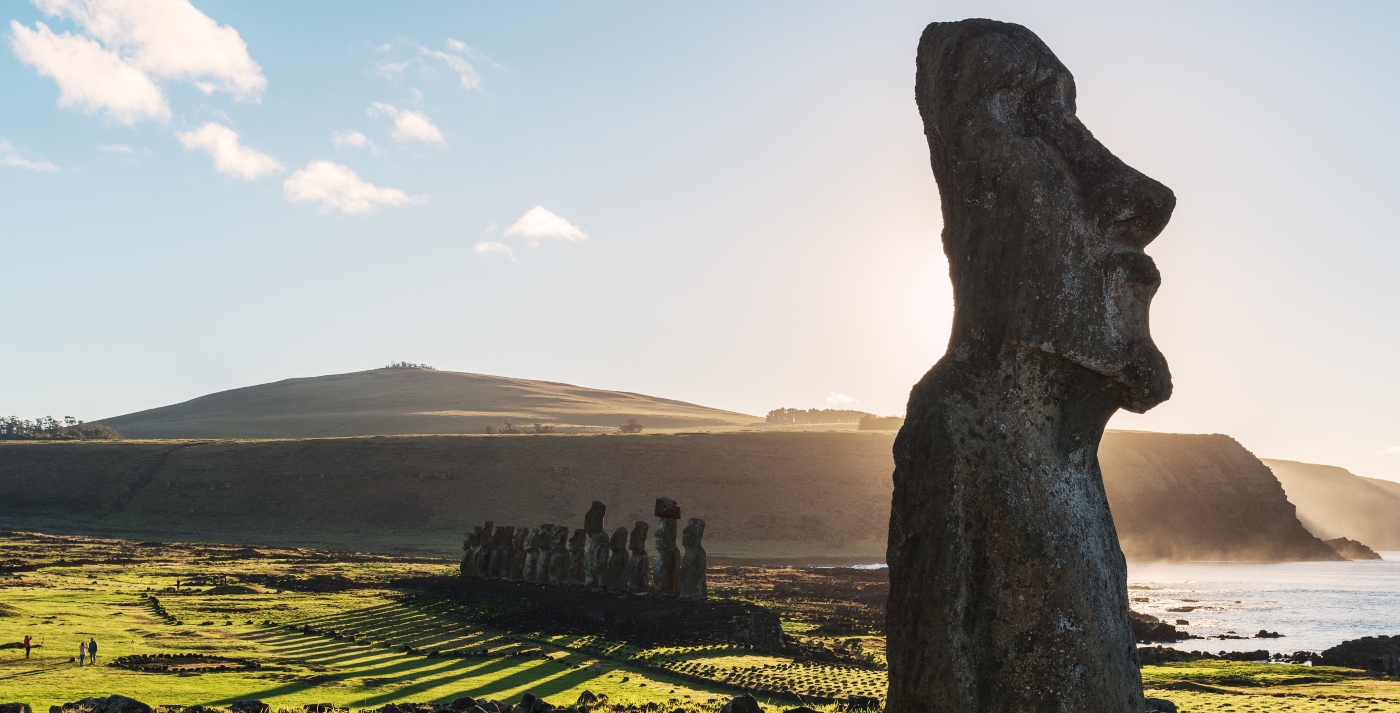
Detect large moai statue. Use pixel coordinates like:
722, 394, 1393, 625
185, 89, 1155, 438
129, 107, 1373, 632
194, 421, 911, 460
583, 501, 610, 589
627, 521, 650, 593
473, 521, 495, 577
605, 526, 629, 591
522, 527, 543, 582
679, 518, 707, 601
509, 527, 529, 580
488, 525, 514, 578
460, 526, 482, 578
652, 498, 681, 596
533, 525, 556, 583
546, 526, 570, 586
886, 20, 1175, 713
567, 529, 588, 585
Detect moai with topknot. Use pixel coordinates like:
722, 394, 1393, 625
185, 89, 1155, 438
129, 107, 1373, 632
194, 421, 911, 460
652, 498, 681, 596
583, 501, 610, 589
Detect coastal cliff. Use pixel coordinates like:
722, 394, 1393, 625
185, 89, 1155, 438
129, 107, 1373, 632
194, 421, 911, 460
1100, 431, 1340, 562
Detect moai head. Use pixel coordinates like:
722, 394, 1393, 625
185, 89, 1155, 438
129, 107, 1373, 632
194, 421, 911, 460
655, 517, 677, 550
567, 528, 587, 551
655, 497, 681, 519
535, 524, 554, 549
917, 20, 1174, 412
513, 527, 528, 550
464, 526, 482, 550
550, 525, 569, 551
584, 501, 607, 535
481, 521, 495, 540
629, 521, 650, 553
609, 526, 629, 551
682, 518, 705, 548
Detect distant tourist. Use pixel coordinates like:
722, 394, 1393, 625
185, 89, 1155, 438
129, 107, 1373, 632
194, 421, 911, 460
22, 634, 31, 658
78, 640, 86, 666
88, 637, 97, 664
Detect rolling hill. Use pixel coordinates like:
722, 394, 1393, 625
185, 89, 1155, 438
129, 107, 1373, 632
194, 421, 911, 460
99, 367, 760, 439
1263, 459, 1400, 550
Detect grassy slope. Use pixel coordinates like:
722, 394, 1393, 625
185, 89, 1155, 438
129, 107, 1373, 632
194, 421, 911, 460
98, 368, 760, 439
1263, 458, 1400, 550
0, 429, 1345, 562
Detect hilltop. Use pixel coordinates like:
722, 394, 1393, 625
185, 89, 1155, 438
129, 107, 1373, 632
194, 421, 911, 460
99, 367, 760, 439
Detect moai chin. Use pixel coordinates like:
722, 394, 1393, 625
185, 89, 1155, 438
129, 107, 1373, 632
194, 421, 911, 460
605, 526, 630, 591
886, 20, 1175, 713
546, 525, 570, 587
627, 521, 651, 594
679, 518, 707, 601
583, 501, 609, 589
567, 528, 588, 585
652, 499, 681, 597
473, 521, 495, 577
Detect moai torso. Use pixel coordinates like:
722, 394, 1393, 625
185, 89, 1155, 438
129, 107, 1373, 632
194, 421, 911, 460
473, 521, 495, 577
605, 526, 630, 591
653, 519, 680, 596
567, 529, 587, 585
546, 526, 570, 586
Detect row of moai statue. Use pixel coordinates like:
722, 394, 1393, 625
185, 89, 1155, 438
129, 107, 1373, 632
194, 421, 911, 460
459, 497, 707, 600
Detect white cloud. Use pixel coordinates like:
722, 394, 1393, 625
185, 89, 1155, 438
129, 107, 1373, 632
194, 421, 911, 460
11, 0, 265, 123
283, 160, 424, 215
99, 143, 133, 154
0, 140, 59, 172
421, 44, 481, 90
826, 392, 858, 407
177, 122, 282, 180
505, 206, 588, 247
484, 222, 497, 233
10, 20, 169, 124
473, 241, 517, 263
1380, 446, 1400, 456
331, 130, 382, 155
368, 102, 445, 145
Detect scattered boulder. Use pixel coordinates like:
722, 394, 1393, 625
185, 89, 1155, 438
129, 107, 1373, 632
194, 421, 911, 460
1130, 611, 1189, 643
1144, 699, 1177, 713
449, 699, 477, 711
719, 695, 761, 713
57, 697, 153, 713
1255, 630, 1284, 638
0, 704, 32, 713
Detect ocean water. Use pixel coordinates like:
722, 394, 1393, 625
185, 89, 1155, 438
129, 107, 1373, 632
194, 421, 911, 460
1126, 551, 1400, 654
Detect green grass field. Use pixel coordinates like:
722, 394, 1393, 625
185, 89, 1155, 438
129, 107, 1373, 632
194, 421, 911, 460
1, 530, 1397, 713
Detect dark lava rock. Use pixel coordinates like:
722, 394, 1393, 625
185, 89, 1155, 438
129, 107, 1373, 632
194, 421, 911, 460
61, 697, 153, 713
1130, 612, 1189, 643
1255, 630, 1284, 638
1, 704, 33, 713
1320, 634, 1400, 675
654, 497, 680, 519
449, 698, 477, 711
719, 695, 761, 713
1324, 537, 1383, 560
781, 708, 818, 713
887, 18, 1174, 713
1144, 699, 1178, 713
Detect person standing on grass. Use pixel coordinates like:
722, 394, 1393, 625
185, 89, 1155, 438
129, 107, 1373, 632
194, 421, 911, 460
23, 634, 31, 658
88, 637, 97, 664
78, 640, 85, 666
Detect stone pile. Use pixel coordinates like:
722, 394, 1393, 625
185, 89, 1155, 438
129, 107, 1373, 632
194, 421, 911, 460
460, 498, 706, 599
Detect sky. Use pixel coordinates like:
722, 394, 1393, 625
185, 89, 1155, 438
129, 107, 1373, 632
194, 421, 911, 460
2, 1, 1399, 482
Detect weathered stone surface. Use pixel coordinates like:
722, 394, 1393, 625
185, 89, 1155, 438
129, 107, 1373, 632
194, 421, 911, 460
605, 526, 629, 591
489, 525, 514, 578
522, 527, 542, 582
547, 526, 570, 587
652, 517, 680, 596
1144, 699, 1178, 713
887, 19, 1174, 713
461, 526, 483, 578
60, 697, 152, 713
533, 525, 555, 583
627, 521, 650, 593
1321, 634, 1400, 676
0, 704, 32, 713
719, 694, 761, 713
509, 527, 530, 579
584, 500, 607, 534
473, 521, 495, 577
654, 497, 680, 519
585, 531, 610, 589
567, 529, 587, 585
680, 517, 707, 600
